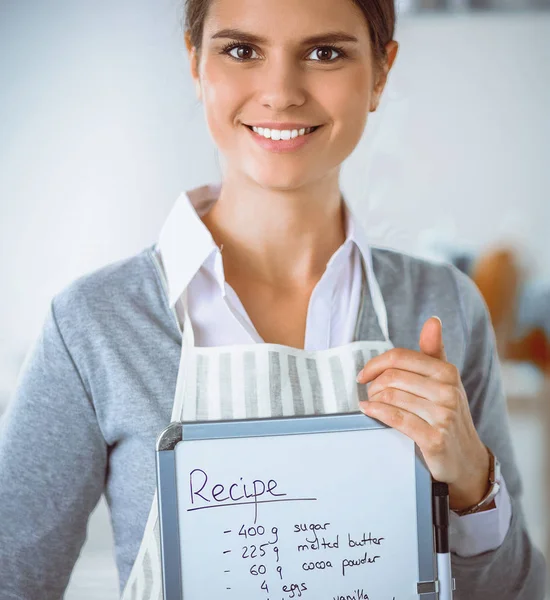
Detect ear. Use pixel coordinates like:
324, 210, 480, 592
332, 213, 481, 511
184, 31, 202, 101
370, 40, 399, 112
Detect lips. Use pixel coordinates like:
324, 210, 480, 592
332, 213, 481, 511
244, 122, 323, 153
245, 125, 321, 134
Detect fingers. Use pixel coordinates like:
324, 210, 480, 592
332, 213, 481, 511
366, 368, 459, 409
362, 387, 454, 429
357, 348, 459, 385
359, 396, 435, 451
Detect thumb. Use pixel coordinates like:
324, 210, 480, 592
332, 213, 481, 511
419, 316, 447, 362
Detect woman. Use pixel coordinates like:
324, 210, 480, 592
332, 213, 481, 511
0, 0, 546, 598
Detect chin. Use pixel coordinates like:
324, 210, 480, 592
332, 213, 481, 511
247, 168, 317, 192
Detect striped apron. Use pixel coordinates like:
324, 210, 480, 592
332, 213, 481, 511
120, 243, 393, 600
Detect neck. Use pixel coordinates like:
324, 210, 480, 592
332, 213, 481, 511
201, 172, 347, 291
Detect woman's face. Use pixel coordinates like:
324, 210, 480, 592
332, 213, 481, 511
186, 0, 397, 190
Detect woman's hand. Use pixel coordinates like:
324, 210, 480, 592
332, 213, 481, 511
356, 316, 492, 512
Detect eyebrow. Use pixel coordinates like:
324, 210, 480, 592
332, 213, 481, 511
210, 28, 359, 46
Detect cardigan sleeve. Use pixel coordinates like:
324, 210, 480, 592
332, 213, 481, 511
448, 265, 547, 599
0, 298, 108, 599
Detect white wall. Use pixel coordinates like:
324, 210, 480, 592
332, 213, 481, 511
356, 10, 550, 271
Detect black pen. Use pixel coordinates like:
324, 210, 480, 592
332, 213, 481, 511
432, 480, 454, 599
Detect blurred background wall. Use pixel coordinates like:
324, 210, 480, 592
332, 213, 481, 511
1, 1, 549, 598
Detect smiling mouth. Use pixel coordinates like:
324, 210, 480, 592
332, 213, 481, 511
245, 124, 321, 135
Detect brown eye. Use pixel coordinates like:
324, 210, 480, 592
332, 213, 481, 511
316, 48, 333, 61
221, 43, 258, 61
307, 46, 346, 62
234, 46, 253, 60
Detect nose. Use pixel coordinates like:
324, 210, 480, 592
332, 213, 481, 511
254, 55, 308, 112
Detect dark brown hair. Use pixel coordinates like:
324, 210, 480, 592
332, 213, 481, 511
183, 0, 395, 70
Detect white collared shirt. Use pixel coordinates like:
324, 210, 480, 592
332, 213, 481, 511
156, 182, 371, 349
156, 181, 512, 557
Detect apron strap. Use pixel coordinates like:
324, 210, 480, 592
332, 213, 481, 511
171, 288, 195, 422
362, 245, 390, 343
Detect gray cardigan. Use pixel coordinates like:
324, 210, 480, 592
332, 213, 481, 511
0, 243, 546, 599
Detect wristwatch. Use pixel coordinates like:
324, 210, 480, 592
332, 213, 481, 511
452, 445, 501, 516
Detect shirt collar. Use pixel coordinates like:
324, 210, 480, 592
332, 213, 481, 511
156, 183, 221, 307
156, 182, 371, 308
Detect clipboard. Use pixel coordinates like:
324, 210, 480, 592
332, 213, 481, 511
156, 411, 443, 599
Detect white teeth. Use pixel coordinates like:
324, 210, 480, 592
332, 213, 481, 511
251, 126, 316, 139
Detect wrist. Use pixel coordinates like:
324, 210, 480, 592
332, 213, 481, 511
448, 446, 492, 512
